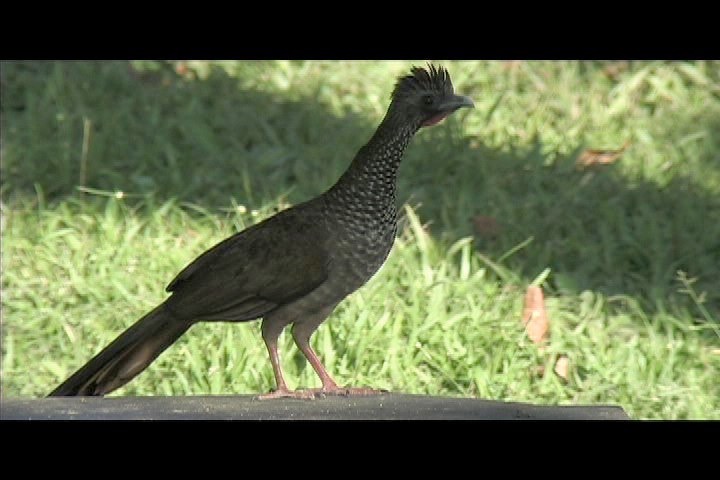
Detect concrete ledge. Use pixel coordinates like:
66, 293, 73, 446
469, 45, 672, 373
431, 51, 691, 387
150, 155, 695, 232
1, 394, 630, 420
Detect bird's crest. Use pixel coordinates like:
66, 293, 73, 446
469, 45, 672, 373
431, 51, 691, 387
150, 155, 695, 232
392, 64, 454, 98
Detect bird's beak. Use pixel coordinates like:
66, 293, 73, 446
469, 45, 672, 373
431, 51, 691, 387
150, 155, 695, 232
421, 94, 475, 127
439, 94, 475, 112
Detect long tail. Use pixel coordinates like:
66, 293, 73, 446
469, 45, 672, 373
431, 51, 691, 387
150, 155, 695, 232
48, 303, 192, 397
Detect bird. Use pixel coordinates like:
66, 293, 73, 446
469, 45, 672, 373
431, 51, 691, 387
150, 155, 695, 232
48, 64, 474, 399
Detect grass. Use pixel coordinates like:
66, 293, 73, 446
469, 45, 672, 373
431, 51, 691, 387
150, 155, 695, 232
2, 60, 719, 419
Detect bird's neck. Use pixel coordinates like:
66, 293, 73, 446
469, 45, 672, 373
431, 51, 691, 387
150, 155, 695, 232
326, 114, 419, 211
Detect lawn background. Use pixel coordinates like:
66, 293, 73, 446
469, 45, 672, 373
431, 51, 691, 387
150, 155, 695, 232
1, 60, 718, 419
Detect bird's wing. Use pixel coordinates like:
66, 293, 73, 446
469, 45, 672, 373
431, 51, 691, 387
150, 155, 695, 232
165, 202, 330, 321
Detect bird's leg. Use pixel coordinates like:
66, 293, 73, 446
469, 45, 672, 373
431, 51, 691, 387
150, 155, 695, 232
292, 322, 340, 391
258, 318, 315, 400
291, 321, 386, 398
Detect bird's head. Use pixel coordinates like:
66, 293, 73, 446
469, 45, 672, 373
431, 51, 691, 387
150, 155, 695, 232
389, 64, 474, 129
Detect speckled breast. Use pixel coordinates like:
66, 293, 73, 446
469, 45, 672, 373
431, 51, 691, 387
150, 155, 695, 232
324, 205, 398, 300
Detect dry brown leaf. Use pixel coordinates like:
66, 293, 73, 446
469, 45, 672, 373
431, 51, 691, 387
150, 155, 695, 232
602, 61, 630, 80
472, 215, 501, 239
502, 60, 523, 71
175, 61, 189, 76
554, 355, 570, 380
521, 285, 549, 344
576, 140, 631, 169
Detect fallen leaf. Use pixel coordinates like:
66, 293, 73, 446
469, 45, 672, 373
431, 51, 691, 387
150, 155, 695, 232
602, 61, 630, 80
576, 140, 631, 169
554, 355, 570, 380
175, 61, 189, 76
521, 285, 549, 344
502, 60, 523, 71
472, 215, 501, 239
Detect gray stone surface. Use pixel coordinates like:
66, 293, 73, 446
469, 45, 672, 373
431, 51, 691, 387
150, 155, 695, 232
1, 394, 630, 420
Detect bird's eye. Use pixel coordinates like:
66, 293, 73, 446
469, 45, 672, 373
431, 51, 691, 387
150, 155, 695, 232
422, 95, 434, 105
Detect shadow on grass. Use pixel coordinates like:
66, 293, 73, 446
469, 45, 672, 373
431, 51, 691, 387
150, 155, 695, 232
1, 61, 376, 208
408, 131, 720, 318
3, 61, 719, 320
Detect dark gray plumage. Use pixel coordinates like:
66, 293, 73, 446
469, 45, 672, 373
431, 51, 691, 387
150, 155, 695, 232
48, 64, 474, 398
